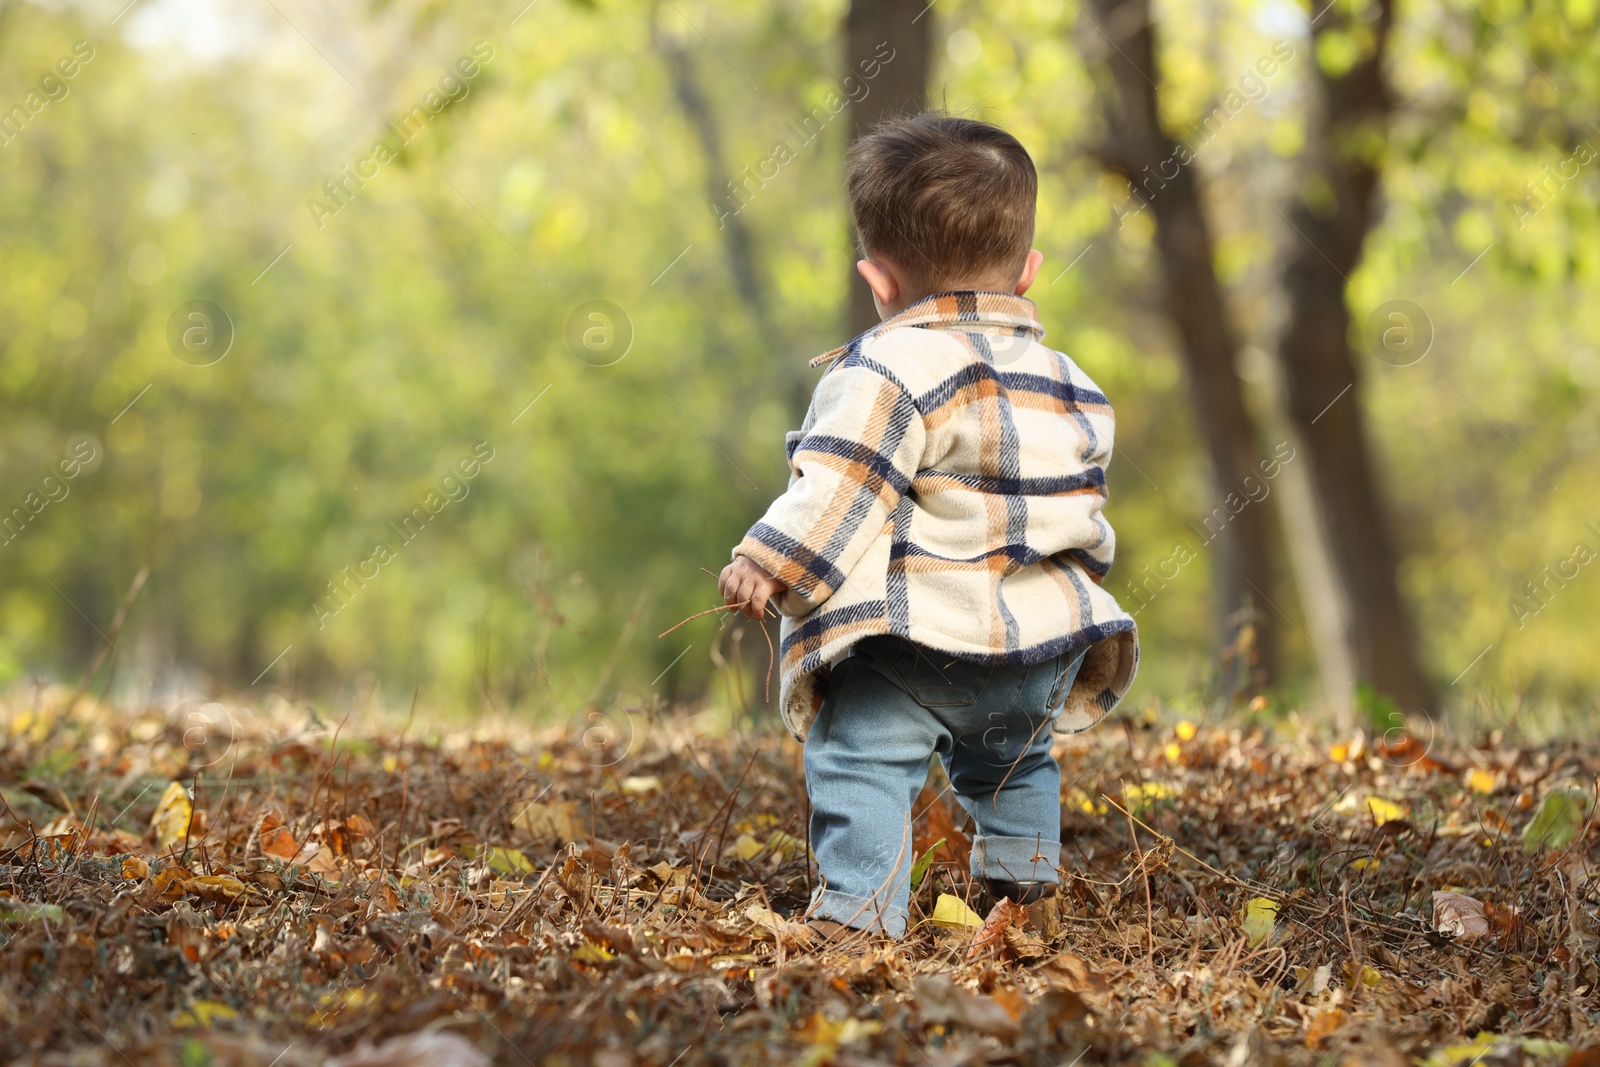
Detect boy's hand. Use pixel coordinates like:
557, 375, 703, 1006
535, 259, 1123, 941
719, 556, 786, 619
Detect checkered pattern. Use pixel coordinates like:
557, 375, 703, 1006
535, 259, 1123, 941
734, 292, 1139, 740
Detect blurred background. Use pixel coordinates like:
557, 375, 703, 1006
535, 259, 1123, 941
1, 0, 1595, 731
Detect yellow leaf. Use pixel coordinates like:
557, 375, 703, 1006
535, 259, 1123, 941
172, 1000, 238, 1028
800, 1012, 882, 1046
185, 875, 249, 902
1241, 896, 1278, 947
477, 845, 534, 875
1163, 743, 1181, 763
1343, 961, 1382, 989
381, 754, 398, 774
1365, 797, 1407, 825
1466, 768, 1496, 794
1328, 742, 1349, 763
930, 892, 985, 930
571, 940, 615, 963
1065, 788, 1106, 815
1351, 857, 1379, 871
514, 798, 580, 842
150, 782, 192, 849
620, 775, 661, 795
1174, 720, 1197, 741
766, 830, 810, 860
728, 833, 764, 860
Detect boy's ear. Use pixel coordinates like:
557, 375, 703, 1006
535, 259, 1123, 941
1013, 249, 1045, 296
856, 258, 899, 309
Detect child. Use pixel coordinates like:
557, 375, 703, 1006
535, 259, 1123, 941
718, 113, 1139, 938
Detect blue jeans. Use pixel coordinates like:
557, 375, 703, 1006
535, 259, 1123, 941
804, 635, 1085, 936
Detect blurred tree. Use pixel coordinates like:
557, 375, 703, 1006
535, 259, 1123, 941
1081, 0, 1282, 695
1272, 0, 1433, 719
844, 0, 931, 337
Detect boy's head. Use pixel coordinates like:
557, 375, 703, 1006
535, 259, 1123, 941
845, 113, 1042, 317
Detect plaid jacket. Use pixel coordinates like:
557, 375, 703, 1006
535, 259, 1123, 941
735, 291, 1139, 741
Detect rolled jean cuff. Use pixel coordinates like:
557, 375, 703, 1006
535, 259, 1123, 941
971, 835, 1060, 885
808, 886, 908, 938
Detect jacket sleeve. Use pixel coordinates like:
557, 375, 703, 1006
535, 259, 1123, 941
1043, 361, 1119, 585
733, 359, 925, 616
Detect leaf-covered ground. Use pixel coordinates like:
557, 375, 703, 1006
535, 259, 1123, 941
1, 693, 1597, 1066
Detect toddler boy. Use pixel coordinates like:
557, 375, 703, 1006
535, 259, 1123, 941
718, 113, 1139, 937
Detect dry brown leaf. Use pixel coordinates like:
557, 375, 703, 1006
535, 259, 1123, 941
324, 1031, 490, 1067
967, 897, 1027, 960
914, 974, 1022, 1040
514, 798, 581, 843
1040, 952, 1110, 994
184, 874, 249, 902
744, 903, 814, 949
1305, 1007, 1347, 1049
1432, 890, 1489, 940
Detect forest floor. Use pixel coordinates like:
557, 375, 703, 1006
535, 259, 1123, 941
0, 690, 1597, 1067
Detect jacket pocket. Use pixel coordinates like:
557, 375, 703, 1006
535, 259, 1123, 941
1044, 647, 1088, 717
883, 641, 992, 707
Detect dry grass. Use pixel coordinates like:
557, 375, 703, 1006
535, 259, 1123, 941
0, 691, 1596, 1066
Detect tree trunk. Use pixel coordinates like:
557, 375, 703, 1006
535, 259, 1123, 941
844, 0, 932, 338
1274, 0, 1434, 719
1082, 0, 1279, 690
653, 22, 774, 341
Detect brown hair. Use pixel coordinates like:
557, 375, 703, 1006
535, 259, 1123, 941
845, 113, 1037, 292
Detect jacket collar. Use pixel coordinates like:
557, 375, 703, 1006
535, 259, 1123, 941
809, 291, 1045, 368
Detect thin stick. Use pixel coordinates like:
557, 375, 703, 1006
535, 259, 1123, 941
64, 566, 150, 715
659, 601, 747, 638
1119, 787, 1156, 964
755, 615, 775, 703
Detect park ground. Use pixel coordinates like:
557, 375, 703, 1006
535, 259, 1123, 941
0, 691, 1596, 1066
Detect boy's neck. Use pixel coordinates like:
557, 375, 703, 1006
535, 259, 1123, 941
860, 250, 1044, 321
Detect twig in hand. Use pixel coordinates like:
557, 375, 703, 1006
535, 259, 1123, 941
660, 581, 780, 702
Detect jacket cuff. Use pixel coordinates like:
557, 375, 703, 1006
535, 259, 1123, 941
732, 533, 827, 617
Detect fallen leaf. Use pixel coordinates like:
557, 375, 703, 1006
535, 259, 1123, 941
185, 875, 249, 903
913, 974, 1021, 1039
797, 1012, 881, 1046
744, 903, 814, 949
325, 1031, 490, 1067
1343, 961, 1382, 989
930, 892, 984, 930
1305, 1007, 1346, 1049
619, 775, 661, 795
171, 1000, 238, 1028
151, 781, 193, 849
1466, 768, 1497, 794
1365, 796, 1407, 826
910, 836, 945, 890
513, 798, 580, 843
571, 940, 616, 964
120, 855, 151, 880
1432, 890, 1489, 940
913, 785, 972, 877
1241, 896, 1278, 947
1040, 952, 1109, 994
728, 833, 764, 860
967, 898, 1026, 960
1522, 785, 1591, 852
476, 844, 534, 875
0, 898, 64, 923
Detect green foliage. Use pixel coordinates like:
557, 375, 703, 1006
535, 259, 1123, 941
0, 0, 1597, 719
